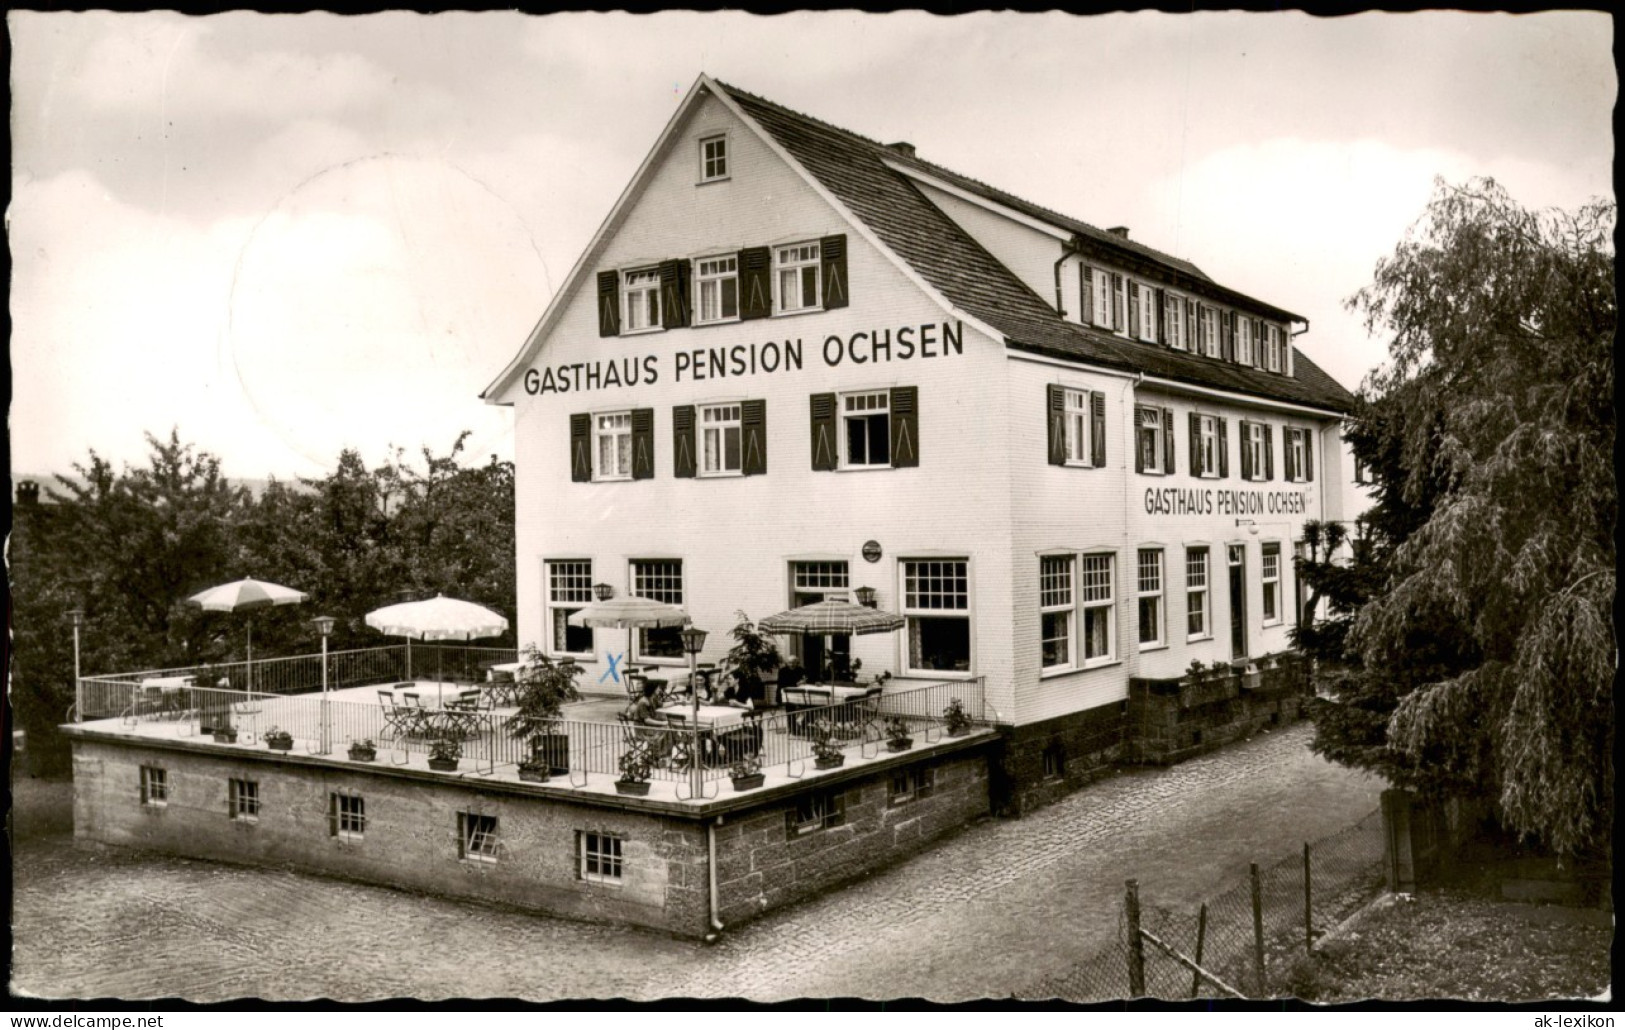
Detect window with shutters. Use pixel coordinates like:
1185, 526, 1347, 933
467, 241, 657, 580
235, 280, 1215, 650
1137, 549, 1165, 649
1063, 388, 1093, 466
1261, 542, 1282, 625
458, 812, 499, 863
1165, 292, 1187, 350
1196, 415, 1220, 478
621, 268, 662, 333
699, 134, 728, 183
331, 792, 365, 840
1237, 317, 1255, 366
1136, 406, 1166, 474
580, 831, 624, 883
1186, 547, 1211, 639
593, 412, 632, 482
140, 766, 167, 806
694, 255, 739, 324
1246, 422, 1268, 482
1265, 324, 1283, 372
1039, 555, 1075, 672
1091, 268, 1113, 330
699, 403, 742, 476
546, 559, 594, 656
902, 559, 971, 675
1200, 307, 1220, 358
841, 391, 891, 468
1137, 282, 1157, 342
774, 242, 821, 315
1111, 274, 1127, 333
1081, 553, 1116, 665
631, 559, 684, 661
229, 778, 259, 821
1286, 428, 1308, 482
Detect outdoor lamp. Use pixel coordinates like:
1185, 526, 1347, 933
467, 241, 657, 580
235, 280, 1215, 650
679, 625, 710, 798
680, 626, 709, 655
854, 586, 878, 608
67, 609, 85, 724
1235, 519, 1260, 535
593, 582, 615, 602
314, 615, 336, 637
315, 615, 336, 754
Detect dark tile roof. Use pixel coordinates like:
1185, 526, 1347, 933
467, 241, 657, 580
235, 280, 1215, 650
717, 80, 1355, 414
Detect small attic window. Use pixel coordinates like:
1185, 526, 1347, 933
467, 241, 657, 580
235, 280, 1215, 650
700, 134, 728, 183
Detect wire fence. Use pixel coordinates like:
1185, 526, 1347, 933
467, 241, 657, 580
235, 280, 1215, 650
1026, 807, 1386, 1001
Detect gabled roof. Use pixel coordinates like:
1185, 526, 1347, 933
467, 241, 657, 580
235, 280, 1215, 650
715, 80, 1355, 414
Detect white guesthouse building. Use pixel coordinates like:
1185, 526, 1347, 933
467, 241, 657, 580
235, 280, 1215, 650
483, 75, 1359, 808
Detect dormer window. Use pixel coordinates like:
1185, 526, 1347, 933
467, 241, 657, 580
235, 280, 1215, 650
699, 134, 728, 182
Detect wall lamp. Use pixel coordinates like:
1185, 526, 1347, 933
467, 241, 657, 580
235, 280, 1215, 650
1235, 519, 1260, 535
854, 586, 878, 608
592, 582, 615, 601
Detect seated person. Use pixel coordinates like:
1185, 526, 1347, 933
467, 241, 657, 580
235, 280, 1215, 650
629, 680, 668, 725
719, 683, 755, 710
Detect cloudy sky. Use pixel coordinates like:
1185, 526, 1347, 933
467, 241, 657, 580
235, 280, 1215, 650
9, 11, 1614, 481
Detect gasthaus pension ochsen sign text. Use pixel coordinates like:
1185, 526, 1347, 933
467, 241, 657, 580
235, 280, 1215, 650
524, 320, 964, 395
1144, 486, 1311, 517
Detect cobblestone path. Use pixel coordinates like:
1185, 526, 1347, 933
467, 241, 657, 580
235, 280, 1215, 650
11, 723, 1381, 1002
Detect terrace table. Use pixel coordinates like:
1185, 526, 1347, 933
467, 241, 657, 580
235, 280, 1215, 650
781, 683, 880, 736
656, 704, 763, 766
137, 676, 196, 718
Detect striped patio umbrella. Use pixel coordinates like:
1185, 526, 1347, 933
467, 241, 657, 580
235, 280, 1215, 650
759, 599, 904, 686
566, 597, 690, 629
187, 577, 310, 690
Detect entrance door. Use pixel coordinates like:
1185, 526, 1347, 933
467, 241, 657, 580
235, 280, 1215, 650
1228, 544, 1248, 660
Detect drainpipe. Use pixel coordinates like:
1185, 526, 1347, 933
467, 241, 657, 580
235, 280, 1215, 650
705, 815, 725, 941
1053, 236, 1085, 318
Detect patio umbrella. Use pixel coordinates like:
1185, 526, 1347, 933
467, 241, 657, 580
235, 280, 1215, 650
365, 595, 510, 702
566, 597, 690, 629
187, 577, 310, 690
759, 599, 905, 684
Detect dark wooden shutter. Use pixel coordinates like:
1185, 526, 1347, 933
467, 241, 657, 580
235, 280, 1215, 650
1187, 299, 1198, 350
659, 259, 690, 329
631, 408, 655, 480
1111, 275, 1124, 331
1080, 266, 1094, 325
1283, 427, 1296, 481
596, 271, 620, 337
328, 793, 338, 837
889, 386, 919, 468
810, 393, 837, 471
569, 413, 591, 482
1047, 385, 1067, 466
1155, 288, 1166, 344
1133, 406, 1146, 473
820, 235, 848, 310
1220, 311, 1234, 362
741, 399, 767, 475
1128, 282, 1141, 338
1264, 423, 1275, 480
1090, 391, 1106, 468
740, 246, 771, 320
672, 405, 697, 479
1217, 418, 1230, 478
1304, 428, 1314, 481
1239, 420, 1253, 480
1163, 408, 1176, 474
1189, 413, 1201, 476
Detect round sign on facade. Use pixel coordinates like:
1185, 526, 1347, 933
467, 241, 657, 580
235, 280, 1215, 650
862, 540, 882, 563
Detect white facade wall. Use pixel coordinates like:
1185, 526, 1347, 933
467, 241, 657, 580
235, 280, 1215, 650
913, 182, 1064, 310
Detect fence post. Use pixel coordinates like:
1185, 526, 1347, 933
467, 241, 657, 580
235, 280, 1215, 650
1190, 902, 1208, 998
1250, 862, 1265, 996
1303, 841, 1313, 955
1125, 879, 1145, 998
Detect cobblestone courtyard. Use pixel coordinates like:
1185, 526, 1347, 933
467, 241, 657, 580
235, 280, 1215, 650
11, 723, 1383, 1002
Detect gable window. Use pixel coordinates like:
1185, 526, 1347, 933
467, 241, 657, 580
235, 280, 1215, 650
621, 268, 662, 332
695, 255, 739, 324
546, 559, 594, 656
631, 559, 684, 661
1186, 547, 1211, 639
581, 831, 624, 883
594, 412, 633, 482
229, 778, 259, 821
1039, 555, 1075, 671
1136, 406, 1168, 474
1137, 282, 1157, 342
699, 134, 728, 182
1165, 292, 1187, 350
788, 790, 846, 837
903, 558, 971, 675
330, 792, 365, 839
1262, 542, 1282, 625
700, 403, 743, 476
140, 766, 167, 806
842, 391, 891, 468
1081, 554, 1116, 665
1137, 549, 1165, 649
458, 812, 499, 862
775, 242, 821, 315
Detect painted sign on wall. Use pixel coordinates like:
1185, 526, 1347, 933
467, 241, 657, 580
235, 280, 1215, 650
1143, 487, 1310, 517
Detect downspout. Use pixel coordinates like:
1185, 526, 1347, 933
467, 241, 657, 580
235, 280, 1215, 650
1053, 236, 1085, 318
705, 815, 725, 941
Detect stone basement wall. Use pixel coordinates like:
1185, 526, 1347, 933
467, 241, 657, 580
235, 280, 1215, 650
991, 703, 1128, 817
1125, 653, 1310, 765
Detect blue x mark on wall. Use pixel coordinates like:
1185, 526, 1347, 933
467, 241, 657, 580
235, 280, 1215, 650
599, 651, 624, 685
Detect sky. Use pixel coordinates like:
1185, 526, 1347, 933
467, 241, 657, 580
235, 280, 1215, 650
8, 11, 1615, 482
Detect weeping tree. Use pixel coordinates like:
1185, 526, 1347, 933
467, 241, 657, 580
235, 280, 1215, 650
1315, 177, 1614, 858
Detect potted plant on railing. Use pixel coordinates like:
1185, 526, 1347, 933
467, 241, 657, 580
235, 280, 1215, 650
810, 720, 845, 770
884, 717, 914, 752
263, 726, 293, 751
729, 753, 765, 792
943, 698, 972, 737
507, 644, 582, 777
211, 721, 239, 744
427, 736, 462, 772
725, 611, 783, 705
348, 738, 377, 762
615, 748, 653, 796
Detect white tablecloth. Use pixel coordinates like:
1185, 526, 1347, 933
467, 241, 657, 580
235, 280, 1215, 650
656, 703, 750, 729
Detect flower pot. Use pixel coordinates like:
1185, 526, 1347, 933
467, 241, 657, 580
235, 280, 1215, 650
212, 731, 238, 744
427, 757, 459, 772
886, 738, 914, 752
518, 766, 549, 783
267, 739, 292, 752
814, 754, 845, 770
731, 772, 766, 791
614, 779, 651, 796
946, 726, 969, 738
534, 732, 571, 776
348, 747, 376, 762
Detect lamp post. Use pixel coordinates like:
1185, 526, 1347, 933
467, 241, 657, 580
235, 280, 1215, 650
67, 609, 84, 723
680, 626, 709, 798
315, 615, 336, 754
